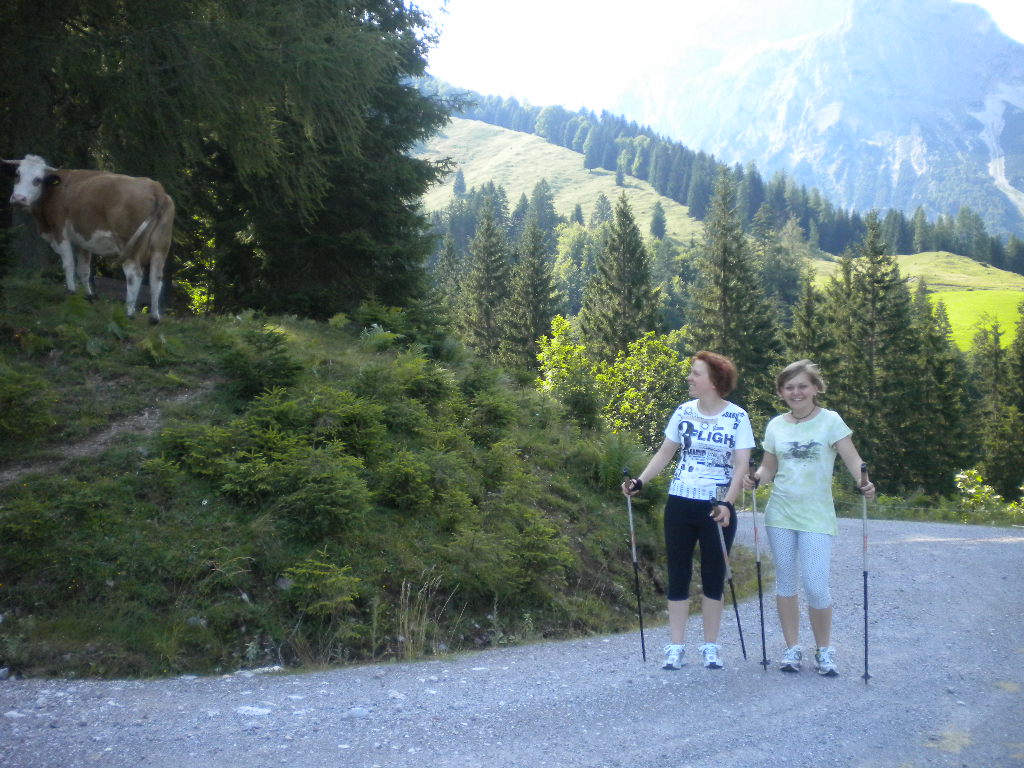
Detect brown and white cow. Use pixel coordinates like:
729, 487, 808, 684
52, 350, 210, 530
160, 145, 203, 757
4, 154, 175, 323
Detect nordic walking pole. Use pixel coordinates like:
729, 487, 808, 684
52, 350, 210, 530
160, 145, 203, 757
749, 460, 769, 670
622, 468, 647, 662
714, 504, 747, 660
860, 462, 872, 684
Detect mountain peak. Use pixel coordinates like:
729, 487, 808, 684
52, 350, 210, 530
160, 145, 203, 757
622, 0, 1024, 235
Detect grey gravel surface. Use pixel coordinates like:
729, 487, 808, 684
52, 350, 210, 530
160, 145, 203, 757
2, 517, 1022, 768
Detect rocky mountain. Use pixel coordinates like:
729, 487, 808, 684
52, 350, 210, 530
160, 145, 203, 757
618, 0, 1024, 237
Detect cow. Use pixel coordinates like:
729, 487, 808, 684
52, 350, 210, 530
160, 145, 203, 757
3, 154, 175, 323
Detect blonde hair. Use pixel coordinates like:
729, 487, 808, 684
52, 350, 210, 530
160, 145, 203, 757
776, 359, 826, 401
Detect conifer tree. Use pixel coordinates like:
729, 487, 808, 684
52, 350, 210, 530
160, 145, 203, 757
903, 281, 969, 493
498, 219, 559, 370
552, 224, 596, 316
528, 179, 561, 249
824, 212, 919, 489
460, 198, 511, 358
1009, 300, 1024, 412
579, 194, 659, 361
650, 201, 667, 240
911, 207, 930, 253
688, 170, 782, 415
509, 193, 530, 245
452, 169, 467, 197
434, 232, 463, 308
589, 194, 613, 228
787, 277, 837, 371
570, 203, 585, 226
968, 314, 1024, 498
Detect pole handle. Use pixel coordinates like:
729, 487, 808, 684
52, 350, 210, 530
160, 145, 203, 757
860, 462, 869, 490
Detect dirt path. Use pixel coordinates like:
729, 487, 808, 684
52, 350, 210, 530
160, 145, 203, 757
1, 517, 1021, 768
0, 386, 209, 488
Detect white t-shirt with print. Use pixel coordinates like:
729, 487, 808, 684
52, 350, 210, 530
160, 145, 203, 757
664, 399, 755, 501
762, 408, 853, 535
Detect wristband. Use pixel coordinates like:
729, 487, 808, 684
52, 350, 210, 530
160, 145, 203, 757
630, 478, 643, 492
714, 500, 735, 516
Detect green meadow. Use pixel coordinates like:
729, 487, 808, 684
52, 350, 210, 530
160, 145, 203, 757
419, 117, 704, 245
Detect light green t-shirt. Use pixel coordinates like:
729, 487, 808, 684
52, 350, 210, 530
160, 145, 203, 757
762, 408, 852, 535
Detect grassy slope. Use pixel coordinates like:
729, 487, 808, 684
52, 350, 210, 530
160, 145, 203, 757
421, 120, 1022, 349
1, 279, 711, 678
815, 251, 1023, 347
418, 117, 704, 244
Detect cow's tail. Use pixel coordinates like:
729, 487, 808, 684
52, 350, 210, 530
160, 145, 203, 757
116, 198, 158, 266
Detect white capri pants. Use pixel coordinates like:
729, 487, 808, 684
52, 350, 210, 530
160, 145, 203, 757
766, 526, 833, 609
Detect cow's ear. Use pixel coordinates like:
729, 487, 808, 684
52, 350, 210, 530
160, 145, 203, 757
44, 174, 61, 187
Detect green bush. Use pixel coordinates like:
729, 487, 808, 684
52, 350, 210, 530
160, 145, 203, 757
218, 324, 303, 400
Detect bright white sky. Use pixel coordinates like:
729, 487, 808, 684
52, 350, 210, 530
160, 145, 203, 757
416, 0, 1024, 113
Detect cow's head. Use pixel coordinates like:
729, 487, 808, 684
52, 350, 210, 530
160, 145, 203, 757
4, 155, 60, 208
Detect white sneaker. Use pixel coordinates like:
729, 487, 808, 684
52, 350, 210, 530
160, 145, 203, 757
699, 642, 723, 669
663, 644, 686, 670
815, 646, 838, 676
780, 645, 802, 672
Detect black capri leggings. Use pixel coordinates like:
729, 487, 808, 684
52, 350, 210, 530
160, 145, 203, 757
663, 494, 737, 602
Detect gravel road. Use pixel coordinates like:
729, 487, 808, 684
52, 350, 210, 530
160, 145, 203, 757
2, 517, 1022, 768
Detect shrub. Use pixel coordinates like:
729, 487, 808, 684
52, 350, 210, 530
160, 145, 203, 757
371, 449, 434, 512
219, 324, 303, 400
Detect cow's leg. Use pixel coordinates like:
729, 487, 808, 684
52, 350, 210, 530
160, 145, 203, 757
123, 260, 143, 318
53, 240, 77, 293
147, 259, 163, 324
77, 251, 96, 301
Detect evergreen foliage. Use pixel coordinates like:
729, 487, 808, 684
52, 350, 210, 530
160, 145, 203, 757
438, 84, 1019, 273
649, 201, 667, 239
687, 171, 782, 415
2, 2, 454, 317
579, 194, 660, 361
460, 198, 511, 358
0, 281, 682, 677
822, 214, 921, 490
498, 219, 559, 371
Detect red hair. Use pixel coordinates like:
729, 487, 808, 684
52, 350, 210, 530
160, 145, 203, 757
693, 350, 738, 397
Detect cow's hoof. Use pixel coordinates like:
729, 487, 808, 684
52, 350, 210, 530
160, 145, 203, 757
85, 294, 98, 303
148, 317, 160, 325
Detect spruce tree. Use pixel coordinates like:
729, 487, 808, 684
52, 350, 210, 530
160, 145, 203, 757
650, 202, 667, 239
589, 194, 613, 228
579, 194, 659, 361
787, 277, 837, 371
1006, 300, 1024, 413
498, 219, 558, 370
452, 169, 467, 197
968, 314, 1024, 498
904, 281, 969, 493
528, 179, 561, 250
825, 212, 919, 490
688, 170, 782, 415
460, 198, 511, 358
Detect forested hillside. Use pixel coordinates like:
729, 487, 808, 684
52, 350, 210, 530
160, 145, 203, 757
418, 118, 1024, 500
424, 82, 1024, 276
